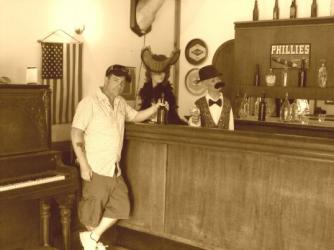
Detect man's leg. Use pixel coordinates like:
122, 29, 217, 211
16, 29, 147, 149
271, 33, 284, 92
90, 217, 118, 241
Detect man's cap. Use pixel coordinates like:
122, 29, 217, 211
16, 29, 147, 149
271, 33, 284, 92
198, 65, 222, 82
105, 64, 131, 82
141, 46, 180, 73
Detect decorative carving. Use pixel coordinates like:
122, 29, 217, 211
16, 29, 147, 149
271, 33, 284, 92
0, 87, 50, 156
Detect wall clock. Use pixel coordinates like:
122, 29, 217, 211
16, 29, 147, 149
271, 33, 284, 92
185, 38, 208, 65
185, 68, 206, 96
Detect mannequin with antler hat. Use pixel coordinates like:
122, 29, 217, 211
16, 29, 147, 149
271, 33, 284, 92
138, 46, 186, 125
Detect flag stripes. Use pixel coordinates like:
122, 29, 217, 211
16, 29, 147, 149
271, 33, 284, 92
42, 42, 83, 124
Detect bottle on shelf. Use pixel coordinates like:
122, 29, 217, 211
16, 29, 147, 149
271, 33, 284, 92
290, 99, 300, 121
254, 64, 260, 86
290, 0, 297, 19
254, 97, 261, 117
311, 0, 317, 17
281, 61, 288, 87
298, 59, 307, 87
258, 93, 266, 121
280, 93, 291, 122
157, 93, 167, 124
318, 60, 327, 88
238, 93, 250, 118
275, 98, 282, 117
253, 0, 259, 21
273, 0, 279, 20
265, 68, 276, 86
300, 100, 310, 124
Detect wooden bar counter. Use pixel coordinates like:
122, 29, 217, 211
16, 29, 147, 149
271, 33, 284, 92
119, 123, 334, 250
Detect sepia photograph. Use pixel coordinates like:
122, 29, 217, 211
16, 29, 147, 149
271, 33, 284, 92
2, 0, 334, 250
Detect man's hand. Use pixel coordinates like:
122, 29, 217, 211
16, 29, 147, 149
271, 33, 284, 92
154, 99, 169, 110
80, 164, 93, 181
190, 106, 200, 124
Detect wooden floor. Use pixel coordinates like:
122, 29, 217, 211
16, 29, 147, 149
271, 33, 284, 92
61, 229, 131, 250
64, 226, 204, 250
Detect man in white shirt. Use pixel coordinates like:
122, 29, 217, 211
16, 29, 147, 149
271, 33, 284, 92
71, 64, 166, 250
189, 65, 234, 130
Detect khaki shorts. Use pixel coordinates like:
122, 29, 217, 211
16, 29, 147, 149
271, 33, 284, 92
78, 172, 130, 227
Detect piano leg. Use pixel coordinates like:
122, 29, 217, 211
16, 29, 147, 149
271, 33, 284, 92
40, 199, 52, 248
56, 194, 74, 250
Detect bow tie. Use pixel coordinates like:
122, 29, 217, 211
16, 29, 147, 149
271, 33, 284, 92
208, 99, 222, 107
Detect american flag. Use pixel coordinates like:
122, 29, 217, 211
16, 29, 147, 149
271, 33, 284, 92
41, 42, 83, 124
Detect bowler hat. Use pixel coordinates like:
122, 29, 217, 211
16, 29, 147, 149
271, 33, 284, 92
198, 65, 221, 82
105, 64, 132, 82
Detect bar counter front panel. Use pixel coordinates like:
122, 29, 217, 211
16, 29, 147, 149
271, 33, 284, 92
119, 123, 334, 250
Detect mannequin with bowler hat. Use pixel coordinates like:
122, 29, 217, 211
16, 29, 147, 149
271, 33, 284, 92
188, 65, 234, 130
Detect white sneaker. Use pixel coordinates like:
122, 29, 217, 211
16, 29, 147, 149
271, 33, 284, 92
96, 242, 108, 250
79, 231, 97, 250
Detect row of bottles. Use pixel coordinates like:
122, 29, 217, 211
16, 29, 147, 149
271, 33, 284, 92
253, 0, 318, 21
238, 92, 310, 123
253, 61, 327, 88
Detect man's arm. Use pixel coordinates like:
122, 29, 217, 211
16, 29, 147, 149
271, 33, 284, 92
132, 101, 163, 122
71, 127, 92, 181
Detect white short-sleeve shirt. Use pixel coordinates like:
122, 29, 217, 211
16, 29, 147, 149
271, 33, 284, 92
72, 88, 138, 177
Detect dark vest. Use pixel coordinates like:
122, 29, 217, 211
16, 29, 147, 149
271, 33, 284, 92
195, 96, 231, 129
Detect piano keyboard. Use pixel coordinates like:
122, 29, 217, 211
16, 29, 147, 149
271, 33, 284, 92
0, 174, 66, 192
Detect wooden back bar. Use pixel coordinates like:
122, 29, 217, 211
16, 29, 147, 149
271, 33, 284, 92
120, 123, 334, 250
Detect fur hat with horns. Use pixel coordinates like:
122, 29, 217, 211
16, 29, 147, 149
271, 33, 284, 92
141, 46, 180, 73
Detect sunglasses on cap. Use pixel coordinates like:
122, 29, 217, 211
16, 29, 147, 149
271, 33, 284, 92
105, 64, 131, 82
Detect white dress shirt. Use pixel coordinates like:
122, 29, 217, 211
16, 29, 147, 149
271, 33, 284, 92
72, 88, 138, 177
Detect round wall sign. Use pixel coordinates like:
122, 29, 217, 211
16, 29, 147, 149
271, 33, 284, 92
185, 68, 206, 96
185, 39, 208, 65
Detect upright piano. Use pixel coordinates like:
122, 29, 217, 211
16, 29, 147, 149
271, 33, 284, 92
0, 84, 79, 250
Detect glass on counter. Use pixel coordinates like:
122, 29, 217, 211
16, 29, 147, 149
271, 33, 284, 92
318, 112, 326, 123
189, 106, 201, 125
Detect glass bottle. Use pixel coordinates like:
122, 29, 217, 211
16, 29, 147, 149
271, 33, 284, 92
290, 0, 297, 19
265, 68, 276, 86
273, 0, 279, 20
157, 93, 167, 124
298, 59, 307, 87
239, 93, 250, 118
311, 0, 317, 17
300, 100, 310, 124
254, 64, 260, 86
280, 93, 291, 122
290, 99, 300, 121
318, 60, 327, 88
253, 0, 259, 21
258, 93, 266, 121
254, 97, 261, 117
282, 62, 288, 87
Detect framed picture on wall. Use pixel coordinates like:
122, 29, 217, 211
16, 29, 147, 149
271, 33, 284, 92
184, 68, 206, 96
121, 67, 136, 100
185, 39, 208, 65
